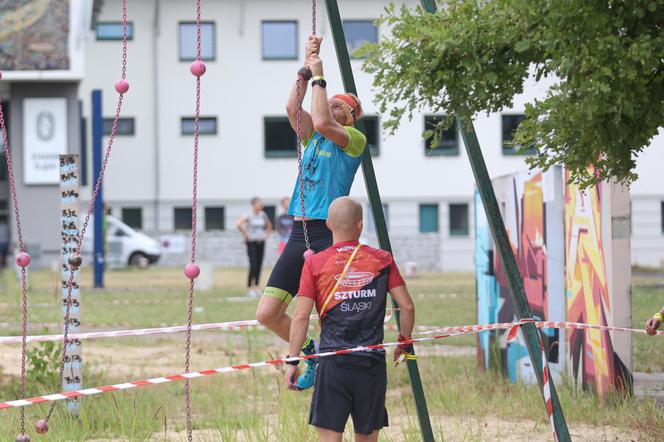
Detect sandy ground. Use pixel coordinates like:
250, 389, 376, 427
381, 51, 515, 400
85, 415, 637, 442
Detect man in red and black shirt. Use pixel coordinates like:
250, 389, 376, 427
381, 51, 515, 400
285, 197, 416, 442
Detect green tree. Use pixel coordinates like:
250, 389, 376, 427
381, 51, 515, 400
360, 0, 664, 187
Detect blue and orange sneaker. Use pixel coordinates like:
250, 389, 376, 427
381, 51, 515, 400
296, 337, 317, 390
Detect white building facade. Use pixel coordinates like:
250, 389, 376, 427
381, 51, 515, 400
2, 0, 663, 270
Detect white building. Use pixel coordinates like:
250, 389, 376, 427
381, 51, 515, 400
1, 0, 663, 270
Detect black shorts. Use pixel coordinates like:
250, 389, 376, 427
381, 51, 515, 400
264, 220, 332, 303
309, 356, 388, 435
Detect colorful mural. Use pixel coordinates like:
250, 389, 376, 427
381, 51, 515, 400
565, 171, 630, 395
475, 167, 565, 383
476, 166, 631, 396
0, 0, 70, 71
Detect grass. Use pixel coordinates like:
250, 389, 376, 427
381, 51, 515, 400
0, 267, 662, 441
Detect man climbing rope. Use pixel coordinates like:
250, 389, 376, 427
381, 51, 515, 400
285, 197, 416, 442
256, 35, 367, 390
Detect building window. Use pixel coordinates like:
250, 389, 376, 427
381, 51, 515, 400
262, 21, 298, 60
103, 118, 135, 136
96, 22, 134, 41
449, 203, 469, 236
502, 114, 536, 155
122, 207, 142, 229
362, 115, 379, 157
264, 117, 297, 158
205, 206, 225, 231
174, 207, 192, 230
179, 22, 215, 61
181, 117, 217, 135
419, 204, 439, 233
424, 115, 458, 156
342, 20, 377, 59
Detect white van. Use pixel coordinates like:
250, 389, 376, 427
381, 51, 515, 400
82, 216, 161, 268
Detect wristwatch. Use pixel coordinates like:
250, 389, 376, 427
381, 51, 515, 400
312, 78, 327, 89
285, 355, 300, 366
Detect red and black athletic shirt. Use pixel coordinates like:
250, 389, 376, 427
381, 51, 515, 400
299, 240, 405, 361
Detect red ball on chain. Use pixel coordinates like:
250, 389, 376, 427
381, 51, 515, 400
35, 419, 49, 435
114, 79, 129, 94
184, 263, 200, 280
15, 252, 31, 268
15, 434, 30, 442
68, 254, 83, 268
190, 60, 206, 77
298, 67, 312, 81
303, 249, 315, 259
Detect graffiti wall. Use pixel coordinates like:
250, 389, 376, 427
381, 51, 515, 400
475, 166, 632, 396
475, 167, 566, 383
565, 171, 632, 395
0, 0, 70, 71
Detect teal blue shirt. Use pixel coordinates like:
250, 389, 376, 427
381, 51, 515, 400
288, 126, 366, 220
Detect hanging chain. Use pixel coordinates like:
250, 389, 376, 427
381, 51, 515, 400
296, 0, 317, 251
184, 0, 203, 439
44, 0, 129, 424
1, 103, 29, 435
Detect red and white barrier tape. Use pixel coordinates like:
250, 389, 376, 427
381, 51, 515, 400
415, 320, 664, 337
0, 310, 396, 345
1, 313, 660, 345
0, 330, 471, 410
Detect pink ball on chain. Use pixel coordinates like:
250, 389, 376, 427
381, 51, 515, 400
303, 249, 315, 259
15, 434, 30, 442
184, 263, 200, 280
15, 252, 31, 268
68, 254, 83, 268
35, 420, 49, 435
190, 60, 206, 77
114, 79, 130, 94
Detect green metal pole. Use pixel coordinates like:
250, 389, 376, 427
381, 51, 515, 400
323, 1, 435, 440
418, 1, 571, 439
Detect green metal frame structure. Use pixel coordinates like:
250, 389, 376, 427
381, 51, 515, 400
325, 0, 572, 440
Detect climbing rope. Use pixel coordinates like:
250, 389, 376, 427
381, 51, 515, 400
295, 0, 317, 255
1, 0, 130, 438
182, 0, 207, 439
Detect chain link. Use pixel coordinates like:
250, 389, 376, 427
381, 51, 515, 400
184, 0, 203, 440
295, 0, 317, 251
0, 96, 29, 435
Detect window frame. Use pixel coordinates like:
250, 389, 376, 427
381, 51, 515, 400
102, 117, 135, 136
174, 207, 193, 230
501, 113, 536, 156
181, 117, 218, 136
342, 19, 378, 60
661, 201, 664, 234
361, 115, 380, 157
264, 116, 298, 158
261, 20, 299, 61
178, 21, 216, 62
423, 115, 459, 157
96, 21, 135, 41
419, 203, 439, 233
449, 203, 470, 237
204, 206, 226, 231
121, 207, 143, 230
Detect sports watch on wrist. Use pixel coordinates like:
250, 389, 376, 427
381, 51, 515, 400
312, 78, 327, 88
285, 355, 300, 366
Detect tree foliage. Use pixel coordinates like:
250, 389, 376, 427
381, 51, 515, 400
360, 0, 664, 186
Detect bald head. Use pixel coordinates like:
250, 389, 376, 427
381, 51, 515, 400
327, 197, 363, 237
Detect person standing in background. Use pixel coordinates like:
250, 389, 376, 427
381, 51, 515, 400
0, 216, 9, 268
236, 198, 272, 297
275, 197, 294, 255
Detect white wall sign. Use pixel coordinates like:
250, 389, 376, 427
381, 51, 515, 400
23, 97, 68, 185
